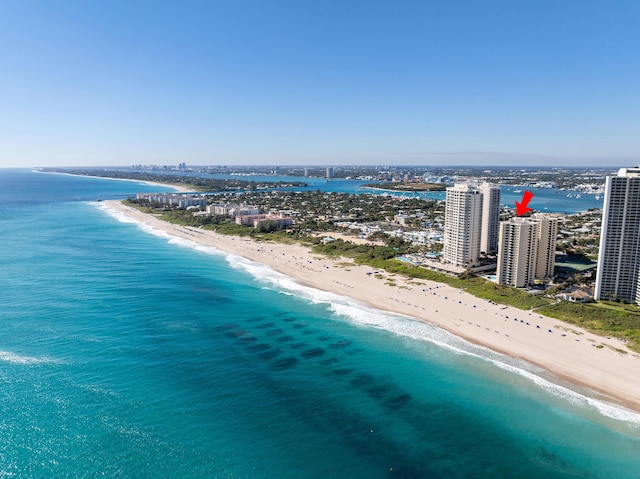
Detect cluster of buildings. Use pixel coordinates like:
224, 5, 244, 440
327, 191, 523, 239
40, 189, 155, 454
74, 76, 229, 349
206, 202, 293, 231
442, 182, 558, 287
131, 163, 188, 171
136, 193, 207, 208
135, 196, 293, 232
136, 165, 640, 306
443, 165, 640, 306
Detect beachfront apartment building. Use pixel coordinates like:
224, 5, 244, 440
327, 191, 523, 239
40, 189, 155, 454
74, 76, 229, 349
443, 182, 500, 268
207, 203, 261, 217
595, 166, 640, 304
479, 183, 501, 255
497, 218, 538, 287
254, 215, 294, 232
533, 214, 558, 279
235, 213, 293, 231
207, 203, 235, 215
444, 184, 483, 267
496, 214, 558, 288
136, 193, 206, 208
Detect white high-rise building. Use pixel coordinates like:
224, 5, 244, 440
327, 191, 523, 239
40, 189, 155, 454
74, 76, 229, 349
326, 167, 334, 179
595, 166, 640, 304
443, 184, 484, 267
496, 214, 558, 288
532, 214, 558, 280
443, 183, 501, 268
479, 183, 501, 255
497, 218, 538, 287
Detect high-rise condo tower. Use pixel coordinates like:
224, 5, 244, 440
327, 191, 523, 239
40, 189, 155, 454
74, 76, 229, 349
479, 183, 501, 255
595, 166, 640, 304
496, 214, 558, 288
443, 183, 500, 268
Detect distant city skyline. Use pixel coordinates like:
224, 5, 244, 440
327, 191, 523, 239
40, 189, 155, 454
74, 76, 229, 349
1, 1, 639, 168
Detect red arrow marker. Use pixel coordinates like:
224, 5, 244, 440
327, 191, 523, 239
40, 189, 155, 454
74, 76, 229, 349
515, 190, 534, 216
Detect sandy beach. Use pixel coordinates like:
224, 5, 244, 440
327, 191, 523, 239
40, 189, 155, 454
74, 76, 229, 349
105, 200, 640, 413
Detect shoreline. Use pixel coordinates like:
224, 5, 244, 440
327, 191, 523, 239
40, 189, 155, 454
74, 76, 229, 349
104, 199, 640, 415
35, 169, 192, 193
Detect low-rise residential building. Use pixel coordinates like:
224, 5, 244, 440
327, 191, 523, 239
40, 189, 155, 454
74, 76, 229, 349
136, 193, 207, 208
558, 288, 593, 303
235, 214, 266, 226
254, 215, 294, 232
394, 214, 410, 225
235, 213, 293, 230
207, 203, 261, 217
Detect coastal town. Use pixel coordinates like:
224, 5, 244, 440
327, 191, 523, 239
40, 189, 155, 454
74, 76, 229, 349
102, 163, 640, 416
7, 3, 640, 475
49, 165, 640, 355
44, 164, 634, 355
126, 166, 603, 295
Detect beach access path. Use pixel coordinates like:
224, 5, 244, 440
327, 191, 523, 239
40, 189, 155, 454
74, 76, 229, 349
105, 200, 640, 413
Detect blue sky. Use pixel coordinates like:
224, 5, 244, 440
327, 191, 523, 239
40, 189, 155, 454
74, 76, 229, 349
1, 0, 639, 167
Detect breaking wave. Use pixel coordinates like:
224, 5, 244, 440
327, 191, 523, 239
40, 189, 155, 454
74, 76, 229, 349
97, 201, 640, 427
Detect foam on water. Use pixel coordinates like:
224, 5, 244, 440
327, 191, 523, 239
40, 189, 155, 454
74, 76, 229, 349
0, 350, 57, 365
97, 202, 141, 224
320, 297, 640, 426
97, 202, 640, 428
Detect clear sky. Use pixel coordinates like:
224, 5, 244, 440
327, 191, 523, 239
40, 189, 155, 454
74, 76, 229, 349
1, 0, 638, 168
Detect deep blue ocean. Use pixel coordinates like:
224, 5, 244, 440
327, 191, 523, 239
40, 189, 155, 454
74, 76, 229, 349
1, 169, 639, 478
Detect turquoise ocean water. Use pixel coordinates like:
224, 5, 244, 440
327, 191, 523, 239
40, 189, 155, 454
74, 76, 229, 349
1, 169, 639, 478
